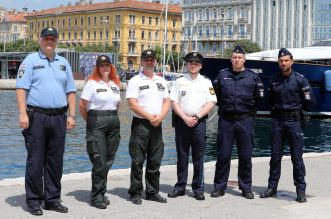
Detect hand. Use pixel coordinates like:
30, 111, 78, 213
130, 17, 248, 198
66, 116, 76, 130
184, 116, 197, 127
19, 112, 29, 129
151, 115, 163, 127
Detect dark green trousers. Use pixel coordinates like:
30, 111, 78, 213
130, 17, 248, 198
128, 117, 164, 196
86, 114, 120, 204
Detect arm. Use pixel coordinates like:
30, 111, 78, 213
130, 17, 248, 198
66, 92, 76, 130
79, 98, 89, 121
255, 76, 265, 108
16, 89, 29, 129
151, 97, 171, 127
196, 101, 216, 118
172, 101, 197, 127
127, 98, 155, 122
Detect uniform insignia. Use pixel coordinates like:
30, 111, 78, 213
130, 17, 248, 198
193, 52, 197, 56
33, 65, 45, 70
260, 90, 264, 97
60, 65, 66, 71
18, 69, 25, 78
209, 87, 215, 95
48, 28, 53, 31
111, 87, 119, 94
147, 51, 151, 55
156, 83, 165, 91
281, 52, 284, 56
101, 57, 106, 61
181, 91, 186, 96
139, 85, 150, 90
96, 89, 107, 93
304, 92, 311, 100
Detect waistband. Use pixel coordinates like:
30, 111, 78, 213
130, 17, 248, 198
27, 104, 67, 115
88, 110, 118, 116
272, 109, 301, 117
220, 111, 254, 120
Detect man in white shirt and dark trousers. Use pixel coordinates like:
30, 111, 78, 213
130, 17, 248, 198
168, 52, 216, 200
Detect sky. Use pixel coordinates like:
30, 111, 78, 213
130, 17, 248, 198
0, 0, 179, 12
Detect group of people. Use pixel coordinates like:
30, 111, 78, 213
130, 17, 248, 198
16, 27, 314, 216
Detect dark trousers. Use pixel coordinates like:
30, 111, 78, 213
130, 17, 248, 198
128, 117, 164, 196
214, 116, 254, 191
174, 118, 206, 194
23, 112, 66, 207
86, 114, 120, 204
268, 117, 306, 192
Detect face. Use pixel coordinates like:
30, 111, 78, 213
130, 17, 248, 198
39, 36, 58, 53
141, 57, 156, 71
98, 62, 111, 75
231, 53, 245, 70
278, 55, 293, 72
187, 61, 202, 75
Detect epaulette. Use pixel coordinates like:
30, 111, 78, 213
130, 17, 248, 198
246, 68, 257, 74
220, 68, 230, 72
294, 72, 304, 78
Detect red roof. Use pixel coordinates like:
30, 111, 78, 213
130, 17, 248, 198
3, 13, 27, 23
25, 1, 182, 18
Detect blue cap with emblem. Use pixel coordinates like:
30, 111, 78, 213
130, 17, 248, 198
141, 49, 156, 59
278, 48, 292, 58
40, 27, 58, 38
96, 55, 111, 65
232, 46, 245, 54
183, 52, 203, 63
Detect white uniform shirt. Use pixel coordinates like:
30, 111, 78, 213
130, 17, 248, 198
126, 72, 169, 118
81, 79, 121, 110
170, 74, 217, 116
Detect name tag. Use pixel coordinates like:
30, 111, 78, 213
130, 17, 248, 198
111, 87, 119, 94
139, 85, 150, 90
96, 89, 107, 93
33, 65, 45, 70
59, 65, 66, 71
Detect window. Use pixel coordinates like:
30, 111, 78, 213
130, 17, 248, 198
240, 7, 247, 19
205, 9, 210, 20
115, 15, 121, 24
129, 30, 135, 39
51, 20, 54, 26
88, 17, 91, 25
100, 31, 102, 39
68, 18, 71, 27
129, 15, 136, 24
172, 19, 176, 27
80, 32, 83, 39
81, 18, 84, 26
74, 32, 77, 40
106, 31, 108, 39
227, 7, 233, 20
115, 30, 120, 38
42, 21, 45, 28
141, 30, 145, 39
155, 31, 159, 40
62, 32, 65, 40
148, 31, 152, 40
213, 8, 217, 19
93, 31, 96, 39
156, 17, 159, 26
75, 18, 77, 26
227, 25, 233, 35
198, 10, 202, 20
149, 17, 152, 25
198, 26, 203, 36
128, 43, 135, 53
142, 16, 145, 24
94, 17, 96, 25
186, 26, 191, 37
239, 24, 246, 35
88, 32, 90, 39
141, 44, 144, 52
172, 32, 176, 41
205, 26, 210, 36
100, 16, 103, 24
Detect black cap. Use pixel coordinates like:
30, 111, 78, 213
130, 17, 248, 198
40, 27, 58, 38
182, 52, 203, 63
232, 46, 245, 54
96, 55, 111, 65
141, 49, 156, 59
278, 48, 292, 58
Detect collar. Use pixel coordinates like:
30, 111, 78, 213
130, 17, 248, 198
38, 50, 59, 62
229, 69, 247, 79
185, 73, 202, 81
139, 71, 157, 80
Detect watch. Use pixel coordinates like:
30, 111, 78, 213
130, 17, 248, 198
194, 115, 200, 120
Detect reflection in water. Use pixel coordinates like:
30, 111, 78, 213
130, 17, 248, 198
0, 90, 330, 179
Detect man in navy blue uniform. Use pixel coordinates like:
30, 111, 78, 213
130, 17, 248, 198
260, 48, 314, 203
211, 46, 264, 199
16, 27, 77, 215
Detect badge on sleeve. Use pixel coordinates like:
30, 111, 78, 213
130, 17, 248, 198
60, 65, 66, 71
304, 92, 311, 100
209, 87, 215, 95
18, 68, 25, 78
181, 91, 186, 96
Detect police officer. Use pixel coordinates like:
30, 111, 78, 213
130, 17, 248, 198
16, 27, 76, 215
168, 52, 216, 200
126, 49, 170, 205
79, 55, 121, 209
212, 46, 264, 199
260, 48, 314, 203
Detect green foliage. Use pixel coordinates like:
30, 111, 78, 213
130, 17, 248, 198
0, 39, 39, 52
154, 45, 184, 72
223, 40, 262, 58
74, 44, 118, 53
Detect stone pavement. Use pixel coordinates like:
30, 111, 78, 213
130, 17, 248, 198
0, 152, 330, 219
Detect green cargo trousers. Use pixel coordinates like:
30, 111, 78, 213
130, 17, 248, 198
86, 113, 120, 204
128, 117, 165, 196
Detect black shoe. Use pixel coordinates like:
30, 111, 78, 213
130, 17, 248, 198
168, 189, 185, 198
44, 202, 68, 213
296, 191, 307, 203
194, 193, 205, 201
91, 201, 107, 209
260, 188, 277, 198
104, 196, 110, 205
130, 194, 142, 205
146, 193, 167, 203
242, 190, 254, 199
211, 189, 225, 198
28, 205, 43, 216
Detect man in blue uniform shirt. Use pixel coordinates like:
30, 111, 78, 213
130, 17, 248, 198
260, 48, 314, 203
212, 46, 264, 199
16, 27, 77, 215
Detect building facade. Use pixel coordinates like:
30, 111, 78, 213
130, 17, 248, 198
252, 0, 331, 50
181, 0, 252, 57
25, 0, 182, 70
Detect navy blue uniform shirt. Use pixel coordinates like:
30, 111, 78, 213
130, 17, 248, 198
268, 71, 314, 111
213, 68, 264, 114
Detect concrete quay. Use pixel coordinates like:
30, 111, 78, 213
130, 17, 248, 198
0, 152, 330, 219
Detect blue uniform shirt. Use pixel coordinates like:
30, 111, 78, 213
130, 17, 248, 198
16, 50, 77, 108
268, 71, 314, 111
213, 68, 264, 114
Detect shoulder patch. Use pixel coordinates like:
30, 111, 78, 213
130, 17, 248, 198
18, 68, 25, 78
220, 68, 230, 72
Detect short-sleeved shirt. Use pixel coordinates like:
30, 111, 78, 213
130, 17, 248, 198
126, 72, 169, 118
16, 50, 77, 108
81, 79, 120, 110
170, 74, 217, 116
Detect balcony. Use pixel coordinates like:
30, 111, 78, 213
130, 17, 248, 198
112, 37, 121, 42
127, 52, 139, 57
127, 37, 137, 42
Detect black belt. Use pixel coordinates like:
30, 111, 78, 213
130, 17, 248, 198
272, 109, 301, 117
88, 110, 118, 116
27, 104, 67, 115
221, 111, 254, 120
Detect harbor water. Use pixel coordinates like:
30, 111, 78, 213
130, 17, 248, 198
0, 90, 331, 180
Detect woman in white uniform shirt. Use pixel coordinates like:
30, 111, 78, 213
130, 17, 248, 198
79, 55, 121, 209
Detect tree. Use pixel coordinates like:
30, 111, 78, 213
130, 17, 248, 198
223, 40, 261, 58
